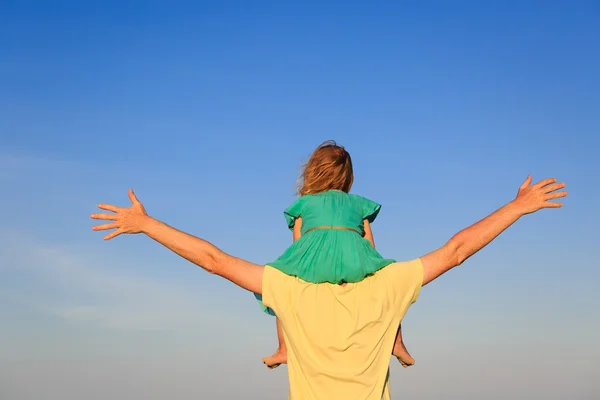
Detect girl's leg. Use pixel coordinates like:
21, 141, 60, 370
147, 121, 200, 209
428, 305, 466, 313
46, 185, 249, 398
392, 324, 415, 368
262, 317, 288, 369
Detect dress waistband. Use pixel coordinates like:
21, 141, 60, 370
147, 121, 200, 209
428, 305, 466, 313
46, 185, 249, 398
304, 226, 362, 235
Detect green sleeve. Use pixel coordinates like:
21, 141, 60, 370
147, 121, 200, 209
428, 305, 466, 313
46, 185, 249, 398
360, 196, 382, 223
283, 196, 305, 231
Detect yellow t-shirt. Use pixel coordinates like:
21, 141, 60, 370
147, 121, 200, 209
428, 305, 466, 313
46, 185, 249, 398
262, 259, 424, 400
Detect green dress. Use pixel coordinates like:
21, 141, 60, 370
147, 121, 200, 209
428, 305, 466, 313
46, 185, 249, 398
255, 190, 396, 316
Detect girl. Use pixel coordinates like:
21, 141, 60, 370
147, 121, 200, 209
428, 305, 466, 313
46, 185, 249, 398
256, 140, 415, 369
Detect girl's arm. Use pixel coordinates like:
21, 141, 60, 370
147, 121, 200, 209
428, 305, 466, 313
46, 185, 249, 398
363, 219, 375, 247
293, 217, 303, 241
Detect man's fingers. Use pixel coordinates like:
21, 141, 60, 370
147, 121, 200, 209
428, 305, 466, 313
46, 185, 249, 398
545, 191, 568, 200
519, 175, 532, 190
98, 204, 121, 213
91, 213, 116, 221
93, 222, 118, 231
542, 182, 566, 193
533, 178, 557, 189
544, 201, 563, 208
104, 229, 122, 240
128, 189, 139, 205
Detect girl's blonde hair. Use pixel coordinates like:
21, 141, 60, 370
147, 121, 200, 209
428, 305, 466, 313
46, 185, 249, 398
297, 140, 354, 196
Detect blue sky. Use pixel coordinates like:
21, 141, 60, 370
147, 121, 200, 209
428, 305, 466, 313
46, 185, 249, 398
1, 1, 598, 399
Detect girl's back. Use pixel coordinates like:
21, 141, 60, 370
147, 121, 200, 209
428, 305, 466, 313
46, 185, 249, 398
285, 190, 377, 234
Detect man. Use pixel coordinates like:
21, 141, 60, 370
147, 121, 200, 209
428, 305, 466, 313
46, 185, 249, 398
91, 175, 566, 399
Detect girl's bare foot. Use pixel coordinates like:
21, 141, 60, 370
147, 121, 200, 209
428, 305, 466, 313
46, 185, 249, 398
263, 317, 288, 369
393, 340, 415, 368
262, 348, 287, 369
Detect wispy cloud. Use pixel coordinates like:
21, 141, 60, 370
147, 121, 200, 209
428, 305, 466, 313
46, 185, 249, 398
0, 230, 224, 331
0, 152, 70, 182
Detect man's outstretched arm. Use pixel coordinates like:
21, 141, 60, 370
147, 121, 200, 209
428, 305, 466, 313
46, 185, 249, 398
91, 189, 264, 294
420, 175, 567, 286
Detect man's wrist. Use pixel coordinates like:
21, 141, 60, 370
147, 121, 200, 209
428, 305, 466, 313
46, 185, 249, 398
505, 200, 526, 219
139, 215, 157, 235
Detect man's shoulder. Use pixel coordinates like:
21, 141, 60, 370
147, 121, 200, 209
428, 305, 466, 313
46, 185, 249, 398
263, 266, 285, 292
373, 259, 424, 304
262, 266, 294, 313
377, 259, 423, 279
264, 265, 291, 283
